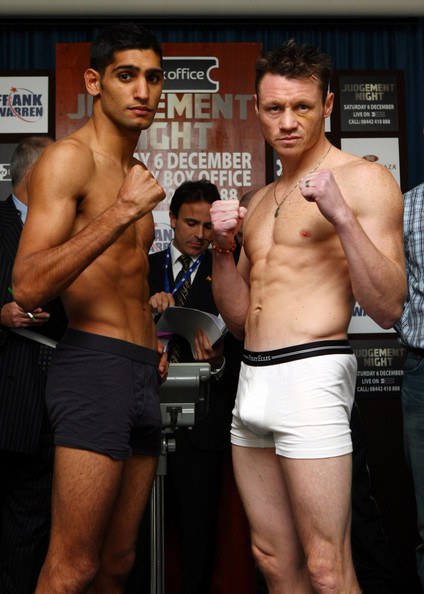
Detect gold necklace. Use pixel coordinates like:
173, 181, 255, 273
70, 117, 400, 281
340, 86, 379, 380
273, 144, 332, 218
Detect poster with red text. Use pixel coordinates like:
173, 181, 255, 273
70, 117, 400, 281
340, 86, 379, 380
56, 42, 265, 251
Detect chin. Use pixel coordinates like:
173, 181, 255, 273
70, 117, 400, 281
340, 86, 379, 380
127, 116, 154, 131
188, 246, 203, 257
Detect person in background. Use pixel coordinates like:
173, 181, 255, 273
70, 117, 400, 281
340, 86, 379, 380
148, 179, 236, 594
210, 40, 405, 593
12, 23, 167, 594
0, 136, 67, 594
395, 181, 424, 592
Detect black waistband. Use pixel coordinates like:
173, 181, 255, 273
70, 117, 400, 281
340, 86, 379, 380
60, 329, 160, 366
242, 340, 354, 366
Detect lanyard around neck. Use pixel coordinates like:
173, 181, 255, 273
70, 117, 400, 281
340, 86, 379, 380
164, 244, 204, 295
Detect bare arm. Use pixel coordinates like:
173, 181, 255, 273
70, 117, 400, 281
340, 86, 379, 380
12, 140, 165, 311
301, 162, 406, 329
210, 200, 250, 339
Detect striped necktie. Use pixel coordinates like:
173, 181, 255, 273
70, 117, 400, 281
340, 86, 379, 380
174, 254, 192, 306
167, 255, 192, 362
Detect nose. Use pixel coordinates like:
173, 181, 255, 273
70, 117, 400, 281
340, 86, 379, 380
278, 108, 297, 131
134, 77, 149, 101
194, 224, 205, 239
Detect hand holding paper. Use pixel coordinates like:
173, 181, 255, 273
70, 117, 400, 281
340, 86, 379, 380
156, 306, 227, 358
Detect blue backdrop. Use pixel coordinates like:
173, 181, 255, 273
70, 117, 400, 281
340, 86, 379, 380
0, 17, 423, 190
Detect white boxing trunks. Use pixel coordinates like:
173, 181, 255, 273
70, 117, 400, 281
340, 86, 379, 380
231, 340, 357, 459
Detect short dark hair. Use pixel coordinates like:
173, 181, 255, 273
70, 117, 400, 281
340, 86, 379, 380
170, 179, 221, 217
255, 39, 332, 104
90, 22, 162, 75
10, 136, 53, 188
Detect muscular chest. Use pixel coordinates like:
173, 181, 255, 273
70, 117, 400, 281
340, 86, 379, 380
75, 165, 154, 253
78, 159, 125, 216
245, 188, 336, 259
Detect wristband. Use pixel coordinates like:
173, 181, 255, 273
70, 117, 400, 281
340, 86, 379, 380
211, 241, 236, 254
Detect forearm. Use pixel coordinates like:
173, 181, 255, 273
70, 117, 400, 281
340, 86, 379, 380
212, 251, 249, 339
13, 202, 132, 311
336, 210, 406, 328
353, 261, 405, 329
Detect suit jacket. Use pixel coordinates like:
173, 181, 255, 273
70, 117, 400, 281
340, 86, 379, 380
149, 248, 238, 450
0, 196, 67, 454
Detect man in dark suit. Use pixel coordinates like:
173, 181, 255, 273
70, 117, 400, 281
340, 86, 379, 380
0, 136, 67, 594
148, 179, 236, 594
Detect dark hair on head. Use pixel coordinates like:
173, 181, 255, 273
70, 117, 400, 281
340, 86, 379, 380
90, 22, 162, 75
10, 135, 53, 188
170, 179, 221, 217
255, 39, 332, 104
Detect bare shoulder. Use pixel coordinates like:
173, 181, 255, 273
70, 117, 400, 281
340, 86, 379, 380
45, 135, 95, 173
248, 184, 270, 204
40, 132, 92, 161
30, 134, 96, 198
331, 147, 402, 211
332, 146, 399, 187
244, 184, 271, 219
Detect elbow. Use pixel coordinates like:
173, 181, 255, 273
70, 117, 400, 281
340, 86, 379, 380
378, 316, 399, 331
227, 320, 246, 341
388, 282, 407, 328
388, 301, 406, 329
231, 327, 245, 341
363, 278, 407, 330
12, 270, 40, 312
376, 297, 406, 330
12, 284, 38, 312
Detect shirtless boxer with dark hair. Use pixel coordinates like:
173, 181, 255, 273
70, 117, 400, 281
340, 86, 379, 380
13, 23, 167, 594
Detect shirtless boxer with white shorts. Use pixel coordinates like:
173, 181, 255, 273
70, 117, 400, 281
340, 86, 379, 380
210, 39, 406, 594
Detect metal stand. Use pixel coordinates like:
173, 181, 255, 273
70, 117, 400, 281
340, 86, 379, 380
150, 432, 175, 594
148, 363, 210, 594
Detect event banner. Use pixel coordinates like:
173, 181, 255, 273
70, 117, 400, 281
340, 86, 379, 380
350, 337, 407, 400
338, 74, 407, 398
0, 72, 53, 138
341, 137, 401, 186
55, 42, 265, 221
331, 69, 407, 193
338, 73, 399, 133
0, 70, 54, 199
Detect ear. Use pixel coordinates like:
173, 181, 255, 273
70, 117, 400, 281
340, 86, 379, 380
84, 68, 101, 97
324, 92, 334, 119
254, 93, 259, 116
169, 211, 177, 230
